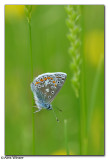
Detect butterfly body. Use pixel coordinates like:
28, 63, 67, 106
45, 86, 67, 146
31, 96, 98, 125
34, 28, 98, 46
30, 72, 67, 112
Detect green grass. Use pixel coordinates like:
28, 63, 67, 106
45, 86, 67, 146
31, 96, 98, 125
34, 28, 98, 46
80, 6, 88, 155
65, 5, 104, 155
66, 5, 88, 155
25, 5, 35, 155
64, 119, 69, 155
29, 20, 35, 156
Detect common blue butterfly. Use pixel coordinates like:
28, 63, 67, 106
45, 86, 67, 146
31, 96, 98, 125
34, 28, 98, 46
30, 72, 67, 120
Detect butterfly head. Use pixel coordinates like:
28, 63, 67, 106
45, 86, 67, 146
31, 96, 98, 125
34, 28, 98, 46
45, 103, 52, 110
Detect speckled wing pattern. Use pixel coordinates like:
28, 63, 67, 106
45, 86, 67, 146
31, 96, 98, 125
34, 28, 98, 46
32, 72, 67, 104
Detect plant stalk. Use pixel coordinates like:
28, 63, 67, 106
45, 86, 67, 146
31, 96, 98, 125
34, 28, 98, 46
80, 6, 88, 155
29, 21, 35, 155
88, 55, 104, 132
64, 119, 69, 155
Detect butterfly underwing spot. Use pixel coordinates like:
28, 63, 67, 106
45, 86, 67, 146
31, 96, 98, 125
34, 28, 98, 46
56, 76, 61, 78
62, 75, 65, 78
50, 76, 53, 79
59, 74, 62, 77
57, 81, 60, 84
45, 79, 50, 86
48, 95, 51, 99
35, 81, 40, 85
54, 84, 57, 87
51, 91, 54, 94
40, 78, 44, 82
56, 74, 62, 78
47, 77, 51, 79
57, 80, 63, 86
44, 75, 47, 81
46, 88, 49, 92
38, 85, 41, 88
51, 86, 54, 89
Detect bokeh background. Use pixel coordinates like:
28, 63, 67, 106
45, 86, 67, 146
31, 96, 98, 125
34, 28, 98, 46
5, 5, 104, 155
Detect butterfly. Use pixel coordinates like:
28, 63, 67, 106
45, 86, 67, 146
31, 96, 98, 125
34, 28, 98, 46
30, 72, 67, 119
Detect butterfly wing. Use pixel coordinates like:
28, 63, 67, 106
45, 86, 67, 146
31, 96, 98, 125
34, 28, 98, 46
32, 72, 67, 104
31, 82, 45, 103
45, 73, 67, 103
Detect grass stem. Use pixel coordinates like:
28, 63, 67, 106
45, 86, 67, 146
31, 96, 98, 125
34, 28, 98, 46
64, 119, 69, 155
88, 55, 104, 132
77, 98, 82, 155
28, 21, 35, 155
80, 6, 88, 155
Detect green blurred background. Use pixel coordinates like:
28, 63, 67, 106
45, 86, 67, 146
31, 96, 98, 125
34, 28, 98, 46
5, 5, 104, 155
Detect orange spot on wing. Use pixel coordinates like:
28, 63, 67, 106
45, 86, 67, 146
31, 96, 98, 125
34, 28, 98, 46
44, 78, 47, 81
47, 77, 50, 79
40, 79, 44, 82
53, 81, 55, 83
55, 84, 57, 87
35, 82, 40, 85
50, 77, 53, 80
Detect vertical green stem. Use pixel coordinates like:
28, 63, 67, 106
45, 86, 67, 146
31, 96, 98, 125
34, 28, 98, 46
29, 21, 35, 155
65, 5, 82, 155
29, 22, 33, 81
88, 55, 104, 132
64, 119, 69, 155
77, 98, 82, 155
80, 6, 88, 155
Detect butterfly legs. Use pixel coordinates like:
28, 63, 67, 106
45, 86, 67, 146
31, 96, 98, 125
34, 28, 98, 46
55, 106, 62, 112
33, 106, 41, 113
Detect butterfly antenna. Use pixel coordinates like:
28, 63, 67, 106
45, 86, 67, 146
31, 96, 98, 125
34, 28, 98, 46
55, 106, 62, 112
52, 109, 59, 122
